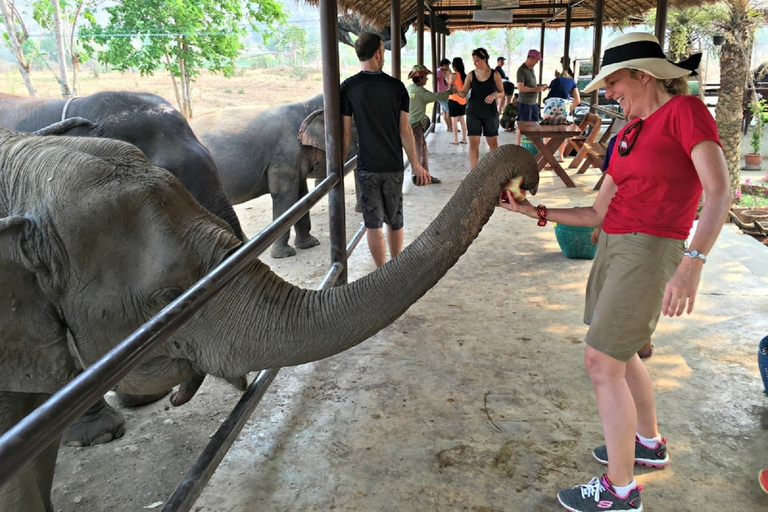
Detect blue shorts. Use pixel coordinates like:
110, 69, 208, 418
517, 103, 540, 122
438, 99, 449, 113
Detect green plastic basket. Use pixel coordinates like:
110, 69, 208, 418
521, 136, 539, 156
553, 223, 597, 259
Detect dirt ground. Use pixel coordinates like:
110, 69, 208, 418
4, 68, 768, 511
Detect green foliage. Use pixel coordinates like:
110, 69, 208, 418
645, 5, 729, 60
78, 0, 285, 114
267, 24, 307, 66
750, 99, 766, 154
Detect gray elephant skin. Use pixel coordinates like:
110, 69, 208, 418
190, 94, 356, 258
0, 91, 244, 240
0, 128, 538, 511
0, 91, 250, 448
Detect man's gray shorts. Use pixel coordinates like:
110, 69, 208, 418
357, 170, 404, 230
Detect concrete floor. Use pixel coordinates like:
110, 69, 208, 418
188, 124, 768, 511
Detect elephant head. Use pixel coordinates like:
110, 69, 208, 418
298, 109, 327, 180
298, 108, 358, 180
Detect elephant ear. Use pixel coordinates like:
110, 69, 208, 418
298, 109, 326, 151
0, 216, 78, 393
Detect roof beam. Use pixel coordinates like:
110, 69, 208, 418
445, 14, 594, 22
436, 2, 572, 10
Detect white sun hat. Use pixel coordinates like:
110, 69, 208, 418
583, 32, 701, 93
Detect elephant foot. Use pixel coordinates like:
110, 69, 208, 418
116, 390, 170, 408
294, 234, 320, 250
270, 244, 297, 259
62, 397, 125, 447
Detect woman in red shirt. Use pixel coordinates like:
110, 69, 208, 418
499, 32, 731, 512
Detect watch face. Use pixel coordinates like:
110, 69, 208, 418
689, 250, 700, 257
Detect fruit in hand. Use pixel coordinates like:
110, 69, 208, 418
503, 175, 526, 203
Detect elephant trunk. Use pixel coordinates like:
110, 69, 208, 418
192, 145, 539, 379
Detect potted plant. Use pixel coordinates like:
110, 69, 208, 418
745, 101, 763, 167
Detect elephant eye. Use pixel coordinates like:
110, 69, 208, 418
148, 288, 184, 309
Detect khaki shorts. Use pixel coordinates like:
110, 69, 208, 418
584, 231, 685, 361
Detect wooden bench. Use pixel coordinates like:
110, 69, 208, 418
582, 117, 627, 190
568, 113, 602, 170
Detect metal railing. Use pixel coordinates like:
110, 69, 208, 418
0, 157, 360, 512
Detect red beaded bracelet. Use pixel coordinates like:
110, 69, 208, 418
536, 204, 548, 227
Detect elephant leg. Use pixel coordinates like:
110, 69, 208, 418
293, 179, 320, 250
269, 187, 297, 259
61, 396, 125, 447
0, 392, 58, 512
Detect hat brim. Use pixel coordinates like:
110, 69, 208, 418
582, 58, 692, 93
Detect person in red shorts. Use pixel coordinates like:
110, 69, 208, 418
498, 32, 731, 512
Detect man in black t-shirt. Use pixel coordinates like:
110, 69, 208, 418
341, 32, 432, 267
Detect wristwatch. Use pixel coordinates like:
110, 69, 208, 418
684, 249, 707, 263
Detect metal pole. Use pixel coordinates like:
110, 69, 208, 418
391, 0, 401, 79
319, 0, 347, 286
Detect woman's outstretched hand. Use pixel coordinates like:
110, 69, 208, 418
498, 189, 534, 215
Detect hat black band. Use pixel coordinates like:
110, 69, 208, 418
602, 40, 666, 67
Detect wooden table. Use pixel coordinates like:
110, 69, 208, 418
517, 121, 583, 188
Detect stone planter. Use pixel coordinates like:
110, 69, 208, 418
745, 153, 763, 167
743, 209, 768, 223
729, 206, 764, 224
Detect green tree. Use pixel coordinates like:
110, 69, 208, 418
81, 0, 285, 118
1, 0, 39, 95
31, 0, 99, 96
271, 23, 306, 66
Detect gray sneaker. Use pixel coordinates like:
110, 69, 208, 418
592, 435, 669, 468
557, 474, 643, 512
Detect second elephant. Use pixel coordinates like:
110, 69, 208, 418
190, 94, 356, 258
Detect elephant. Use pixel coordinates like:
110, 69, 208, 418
0, 91, 247, 447
0, 91, 244, 240
0, 127, 538, 511
190, 94, 358, 259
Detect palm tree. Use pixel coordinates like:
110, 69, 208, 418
714, 0, 763, 197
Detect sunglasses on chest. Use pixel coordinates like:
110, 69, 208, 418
618, 118, 643, 156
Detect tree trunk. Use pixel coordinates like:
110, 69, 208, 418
715, 41, 746, 197
51, 0, 71, 97
0, 0, 37, 96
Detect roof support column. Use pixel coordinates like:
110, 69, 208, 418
655, 0, 668, 48
431, 9, 439, 125
590, 0, 605, 107
391, 0, 402, 78
417, 0, 424, 66
319, 0, 346, 284
539, 22, 545, 103
563, 4, 572, 73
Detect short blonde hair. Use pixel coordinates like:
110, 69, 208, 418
629, 69, 689, 95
